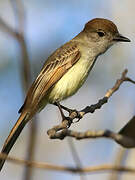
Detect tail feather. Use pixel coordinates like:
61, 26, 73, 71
0, 111, 29, 171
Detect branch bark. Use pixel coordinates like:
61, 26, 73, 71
0, 153, 135, 174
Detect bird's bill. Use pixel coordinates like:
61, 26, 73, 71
113, 34, 131, 42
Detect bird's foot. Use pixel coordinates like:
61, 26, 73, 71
53, 102, 82, 123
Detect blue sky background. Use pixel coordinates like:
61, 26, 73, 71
0, 0, 135, 180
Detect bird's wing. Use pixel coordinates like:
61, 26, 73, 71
20, 42, 81, 113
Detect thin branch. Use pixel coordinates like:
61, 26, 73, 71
24, 118, 37, 180
0, 153, 135, 174
67, 138, 87, 180
9, 1, 38, 179
47, 69, 135, 148
0, 11, 30, 91
0, 16, 18, 38
10, 0, 26, 34
109, 148, 128, 180
48, 127, 135, 148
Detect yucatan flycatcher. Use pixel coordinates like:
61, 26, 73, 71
0, 18, 130, 170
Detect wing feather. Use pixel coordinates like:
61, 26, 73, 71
19, 42, 81, 113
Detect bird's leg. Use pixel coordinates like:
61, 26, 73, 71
54, 102, 67, 121
53, 102, 81, 122
53, 102, 73, 114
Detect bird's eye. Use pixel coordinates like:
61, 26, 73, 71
97, 31, 105, 37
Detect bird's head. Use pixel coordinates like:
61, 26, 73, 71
83, 18, 130, 54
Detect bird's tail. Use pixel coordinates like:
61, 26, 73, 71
0, 111, 29, 171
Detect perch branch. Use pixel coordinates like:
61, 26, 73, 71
47, 69, 135, 148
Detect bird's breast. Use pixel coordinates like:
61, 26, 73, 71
48, 52, 95, 103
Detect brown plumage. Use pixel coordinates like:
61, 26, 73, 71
84, 18, 118, 35
19, 42, 81, 115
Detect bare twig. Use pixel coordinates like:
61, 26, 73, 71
24, 118, 37, 180
67, 138, 87, 180
0, 12, 30, 91
10, 0, 30, 91
109, 148, 128, 180
48, 127, 135, 148
47, 69, 135, 148
10, 0, 26, 34
0, 16, 18, 38
9, 1, 38, 179
0, 153, 135, 174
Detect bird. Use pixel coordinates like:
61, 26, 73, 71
0, 18, 130, 171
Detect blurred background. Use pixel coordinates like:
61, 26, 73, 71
0, 0, 135, 180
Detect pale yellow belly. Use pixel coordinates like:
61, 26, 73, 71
47, 56, 94, 103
